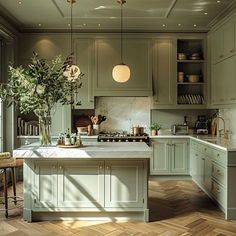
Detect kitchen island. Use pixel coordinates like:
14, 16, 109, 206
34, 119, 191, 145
13, 142, 151, 222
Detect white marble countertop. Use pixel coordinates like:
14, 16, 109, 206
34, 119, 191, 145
13, 142, 151, 159
150, 134, 236, 151
17, 135, 98, 139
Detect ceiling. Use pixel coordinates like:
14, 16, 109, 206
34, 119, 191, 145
0, 0, 236, 32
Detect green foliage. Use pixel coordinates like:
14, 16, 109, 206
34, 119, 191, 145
0, 53, 83, 115
150, 122, 162, 131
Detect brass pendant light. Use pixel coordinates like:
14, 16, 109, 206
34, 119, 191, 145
112, 0, 131, 83
63, 0, 81, 81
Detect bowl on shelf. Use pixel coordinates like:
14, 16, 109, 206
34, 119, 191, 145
178, 53, 187, 60
187, 74, 200, 83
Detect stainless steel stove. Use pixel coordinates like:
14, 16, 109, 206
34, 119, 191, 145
98, 132, 149, 143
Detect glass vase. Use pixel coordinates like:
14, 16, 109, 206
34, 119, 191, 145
38, 115, 52, 146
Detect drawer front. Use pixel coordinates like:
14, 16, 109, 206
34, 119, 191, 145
212, 149, 227, 166
211, 180, 226, 207
212, 162, 226, 186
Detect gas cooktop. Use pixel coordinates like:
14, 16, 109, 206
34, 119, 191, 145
98, 132, 149, 143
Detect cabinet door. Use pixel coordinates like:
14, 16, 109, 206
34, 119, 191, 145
203, 156, 212, 193
224, 55, 236, 104
104, 161, 143, 208
190, 148, 198, 179
58, 160, 104, 208
94, 38, 152, 96
51, 103, 71, 136
153, 39, 176, 105
223, 21, 235, 57
32, 161, 57, 209
150, 139, 169, 175
211, 62, 224, 105
74, 39, 94, 109
170, 139, 189, 174
211, 28, 224, 64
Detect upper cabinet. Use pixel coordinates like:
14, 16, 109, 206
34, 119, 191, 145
74, 38, 95, 109
153, 39, 176, 106
94, 38, 152, 96
152, 36, 207, 109
211, 20, 236, 64
209, 14, 236, 106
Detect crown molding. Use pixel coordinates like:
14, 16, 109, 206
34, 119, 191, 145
208, 1, 236, 30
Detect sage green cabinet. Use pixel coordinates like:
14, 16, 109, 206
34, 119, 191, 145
104, 161, 144, 208
153, 39, 176, 105
150, 139, 169, 174
211, 20, 235, 64
31, 159, 145, 210
32, 161, 57, 210
74, 39, 94, 109
211, 55, 236, 105
94, 38, 152, 96
57, 160, 104, 208
150, 138, 189, 175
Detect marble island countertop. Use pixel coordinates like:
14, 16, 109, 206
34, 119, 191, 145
13, 142, 151, 159
150, 134, 236, 151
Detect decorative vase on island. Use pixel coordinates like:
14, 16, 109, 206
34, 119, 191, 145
34, 107, 54, 146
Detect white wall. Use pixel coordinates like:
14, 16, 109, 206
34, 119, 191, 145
95, 97, 151, 133
219, 108, 236, 140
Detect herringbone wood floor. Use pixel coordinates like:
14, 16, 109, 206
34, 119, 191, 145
1, 178, 236, 236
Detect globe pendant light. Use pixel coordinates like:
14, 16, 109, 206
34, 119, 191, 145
112, 0, 130, 83
63, 0, 81, 81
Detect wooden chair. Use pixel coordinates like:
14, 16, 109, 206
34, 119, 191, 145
0, 152, 23, 218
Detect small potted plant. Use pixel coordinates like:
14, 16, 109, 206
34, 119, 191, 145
150, 123, 162, 136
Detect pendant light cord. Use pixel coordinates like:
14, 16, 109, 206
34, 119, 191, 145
120, 0, 123, 63
70, 0, 73, 56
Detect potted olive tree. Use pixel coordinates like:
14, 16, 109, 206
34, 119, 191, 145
0, 52, 84, 145
150, 123, 162, 136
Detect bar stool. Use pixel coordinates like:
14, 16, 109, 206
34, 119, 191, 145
0, 152, 23, 218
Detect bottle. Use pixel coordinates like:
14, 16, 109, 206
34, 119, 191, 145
57, 133, 62, 145
64, 128, 71, 145
76, 132, 82, 147
70, 133, 76, 145
183, 116, 188, 126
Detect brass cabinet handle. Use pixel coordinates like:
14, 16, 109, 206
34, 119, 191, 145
216, 187, 221, 193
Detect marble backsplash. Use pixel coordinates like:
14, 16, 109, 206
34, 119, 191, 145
219, 108, 236, 140
95, 97, 151, 133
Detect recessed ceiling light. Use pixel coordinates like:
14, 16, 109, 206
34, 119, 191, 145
98, 24, 101, 27
18, 1, 22, 4
217, 0, 221, 3
193, 24, 197, 27
204, 12, 208, 15
83, 23, 86, 26
68, 23, 71, 27
162, 24, 166, 27
38, 23, 42, 27
178, 23, 181, 27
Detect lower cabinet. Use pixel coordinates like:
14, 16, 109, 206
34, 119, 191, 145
32, 160, 144, 210
33, 161, 58, 209
150, 138, 189, 175
190, 140, 227, 211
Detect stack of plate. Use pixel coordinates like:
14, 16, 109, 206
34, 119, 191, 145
177, 94, 204, 104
